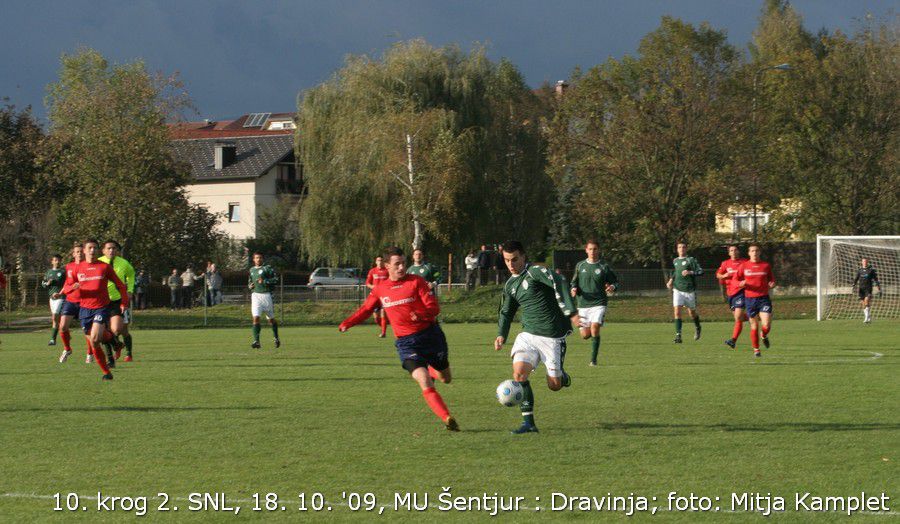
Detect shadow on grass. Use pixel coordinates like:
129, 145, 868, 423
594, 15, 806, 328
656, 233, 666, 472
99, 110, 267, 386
0, 406, 277, 413
241, 376, 395, 383
585, 421, 900, 434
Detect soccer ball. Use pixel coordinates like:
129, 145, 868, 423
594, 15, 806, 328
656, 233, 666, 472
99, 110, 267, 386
496, 379, 524, 407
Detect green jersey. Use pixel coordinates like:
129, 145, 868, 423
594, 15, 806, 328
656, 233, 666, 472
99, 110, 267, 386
42, 268, 66, 296
249, 265, 278, 294
409, 262, 440, 285
671, 256, 703, 293
571, 259, 618, 307
98, 255, 135, 301
498, 264, 577, 339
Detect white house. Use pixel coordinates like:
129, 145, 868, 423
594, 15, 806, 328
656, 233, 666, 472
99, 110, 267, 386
169, 113, 301, 239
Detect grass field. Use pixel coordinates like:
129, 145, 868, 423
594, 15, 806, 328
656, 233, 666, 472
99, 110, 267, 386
0, 319, 896, 521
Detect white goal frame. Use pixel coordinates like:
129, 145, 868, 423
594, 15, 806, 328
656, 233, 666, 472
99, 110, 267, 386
816, 235, 900, 321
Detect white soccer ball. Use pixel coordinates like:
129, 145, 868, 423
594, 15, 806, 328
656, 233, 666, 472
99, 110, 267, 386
496, 379, 524, 407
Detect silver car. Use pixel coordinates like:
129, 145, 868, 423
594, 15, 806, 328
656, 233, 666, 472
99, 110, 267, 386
307, 267, 363, 287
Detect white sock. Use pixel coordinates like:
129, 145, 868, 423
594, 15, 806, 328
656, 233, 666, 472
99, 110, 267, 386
864, 307, 871, 321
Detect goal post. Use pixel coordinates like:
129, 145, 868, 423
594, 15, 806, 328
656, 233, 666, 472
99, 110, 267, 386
816, 235, 900, 321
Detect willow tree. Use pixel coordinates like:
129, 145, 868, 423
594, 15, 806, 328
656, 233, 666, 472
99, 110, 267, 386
297, 40, 551, 265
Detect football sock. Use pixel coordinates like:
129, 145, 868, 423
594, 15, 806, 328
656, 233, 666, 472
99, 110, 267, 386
732, 320, 743, 341
761, 324, 770, 337
124, 334, 133, 356
61, 331, 72, 351
380, 317, 387, 336
750, 328, 759, 349
87, 338, 110, 374
270, 321, 279, 338
252, 323, 261, 342
101, 330, 114, 343
421, 387, 450, 421
590, 336, 600, 362
674, 318, 682, 334
864, 307, 870, 321
427, 366, 440, 380
693, 316, 701, 329
51, 327, 59, 341
518, 380, 535, 425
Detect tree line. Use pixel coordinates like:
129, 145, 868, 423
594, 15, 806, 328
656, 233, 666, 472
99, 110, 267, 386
1, 1, 896, 278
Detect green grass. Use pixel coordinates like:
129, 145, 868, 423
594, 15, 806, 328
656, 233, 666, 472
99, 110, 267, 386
0, 320, 896, 522
2, 287, 816, 329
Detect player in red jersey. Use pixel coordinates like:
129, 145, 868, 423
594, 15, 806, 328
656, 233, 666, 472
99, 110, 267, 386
365, 255, 390, 338
736, 245, 775, 357
340, 246, 459, 431
716, 245, 748, 349
59, 239, 129, 380
51, 243, 85, 363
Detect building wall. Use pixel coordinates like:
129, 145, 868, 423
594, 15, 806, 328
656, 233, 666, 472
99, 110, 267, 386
185, 167, 278, 239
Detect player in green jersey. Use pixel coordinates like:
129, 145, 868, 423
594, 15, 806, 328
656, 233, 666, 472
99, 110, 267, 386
410, 249, 441, 291
99, 241, 134, 362
495, 240, 579, 434
249, 252, 280, 349
42, 254, 67, 347
665, 241, 703, 344
570, 240, 618, 366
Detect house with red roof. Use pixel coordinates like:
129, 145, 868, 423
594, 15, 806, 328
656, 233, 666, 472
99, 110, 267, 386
169, 112, 302, 239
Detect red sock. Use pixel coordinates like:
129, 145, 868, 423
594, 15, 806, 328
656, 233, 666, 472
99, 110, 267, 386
761, 324, 770, 337
422, 387, 450, 421
380, 317, 387, 336
750, 328, 759, 349
61, 331, 72, 351
427, 366, 440, 380
732, 321, 743, 341
87, 338, 110, 374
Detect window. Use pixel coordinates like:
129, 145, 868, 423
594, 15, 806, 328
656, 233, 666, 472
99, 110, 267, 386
733, 213, 769, 234
332, 269, 349, 278
228, 203, 241, 223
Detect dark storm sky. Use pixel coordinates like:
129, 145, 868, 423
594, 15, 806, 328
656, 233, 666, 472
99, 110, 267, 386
1, 0, 893, 123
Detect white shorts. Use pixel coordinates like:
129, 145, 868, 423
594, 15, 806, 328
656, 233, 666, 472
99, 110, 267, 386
578, 305, 607, 327
511, 332, 566, 378
673, 290, 697, 309
49, 298, 63, 315
251, 292, 275, 319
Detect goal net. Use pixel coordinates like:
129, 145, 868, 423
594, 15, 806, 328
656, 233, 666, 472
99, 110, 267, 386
817, 235, 900, 321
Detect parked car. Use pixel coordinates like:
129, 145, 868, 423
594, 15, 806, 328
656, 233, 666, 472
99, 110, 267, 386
307, 267, 364, 287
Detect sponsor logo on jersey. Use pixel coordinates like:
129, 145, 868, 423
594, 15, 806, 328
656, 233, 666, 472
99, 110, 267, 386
380, 296, 415, 308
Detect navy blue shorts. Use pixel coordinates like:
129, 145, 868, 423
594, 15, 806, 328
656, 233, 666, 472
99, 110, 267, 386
745, 296, 773, 318
395, 323, 449, 371
60, 299, 80, 317
79, 306, 111, 334
728, 291, 745, 311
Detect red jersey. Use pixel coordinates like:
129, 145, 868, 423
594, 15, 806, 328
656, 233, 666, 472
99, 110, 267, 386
737, 261, 775, 298
61, 261, 128, 310
340, 274, 439, 338
365, 267, 389, 288
63, 261, 82, 302
717, 258, 747, 297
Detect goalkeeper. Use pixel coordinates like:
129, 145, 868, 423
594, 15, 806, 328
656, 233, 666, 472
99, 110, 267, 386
853, 258, 881, 324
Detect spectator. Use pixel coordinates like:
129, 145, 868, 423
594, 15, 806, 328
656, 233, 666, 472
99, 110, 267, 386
134, 270, 150, 310
476, 244, 493, 287
204, 260, 214, 305
207, 264, 223, 305
464, 250, 478, 291
492, 244, 507, 284
165, 268, 180, 310
180, 266, 200, 309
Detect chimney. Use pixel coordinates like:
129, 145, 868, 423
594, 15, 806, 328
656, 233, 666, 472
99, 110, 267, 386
214, 141, 236, 170
555, 80, 568, 98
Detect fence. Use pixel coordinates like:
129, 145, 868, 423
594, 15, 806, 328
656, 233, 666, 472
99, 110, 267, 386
2, 268, 815, 329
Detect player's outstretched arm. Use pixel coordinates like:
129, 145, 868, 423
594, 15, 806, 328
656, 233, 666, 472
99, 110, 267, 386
338, 292, 380, 332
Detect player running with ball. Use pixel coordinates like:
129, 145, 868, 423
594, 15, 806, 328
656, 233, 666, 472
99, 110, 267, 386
339, 247, 459, 432
495, 240, 578, 434
736, 245, 775, 357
